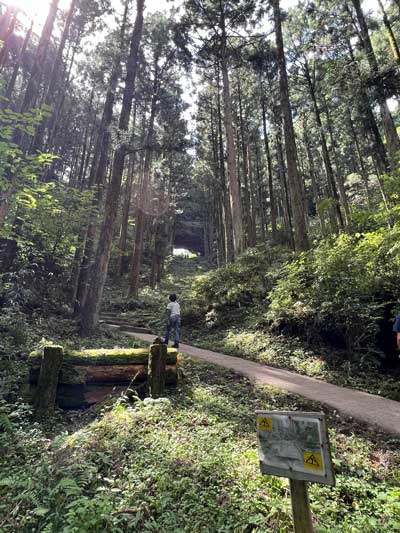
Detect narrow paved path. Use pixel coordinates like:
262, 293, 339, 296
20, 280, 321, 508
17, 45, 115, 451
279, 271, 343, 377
123, 330, 400, 438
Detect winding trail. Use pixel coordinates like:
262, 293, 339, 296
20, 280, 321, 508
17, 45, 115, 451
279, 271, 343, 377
121, 330, 400, 437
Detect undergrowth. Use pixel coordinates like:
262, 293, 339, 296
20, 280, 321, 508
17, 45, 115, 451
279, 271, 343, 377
1, 358, 399, 532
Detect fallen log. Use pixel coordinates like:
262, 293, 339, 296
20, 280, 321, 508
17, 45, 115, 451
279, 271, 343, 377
29, 347, 177, 366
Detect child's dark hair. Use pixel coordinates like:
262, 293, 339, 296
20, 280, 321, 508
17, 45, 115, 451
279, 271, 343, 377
169, 294, 177, 302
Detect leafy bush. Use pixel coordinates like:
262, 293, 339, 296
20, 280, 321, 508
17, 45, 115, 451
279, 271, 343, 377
269, 225, 400, 361
191, 245, 291, 311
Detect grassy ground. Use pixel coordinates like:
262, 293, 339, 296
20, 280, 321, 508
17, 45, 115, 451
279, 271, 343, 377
1, 356, 399, 532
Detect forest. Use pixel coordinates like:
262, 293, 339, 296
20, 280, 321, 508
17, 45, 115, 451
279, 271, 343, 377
0, 0, 400, 531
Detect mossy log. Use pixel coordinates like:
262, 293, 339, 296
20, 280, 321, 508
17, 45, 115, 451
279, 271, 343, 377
85, 364, 177, 384
29, 347, 177, 366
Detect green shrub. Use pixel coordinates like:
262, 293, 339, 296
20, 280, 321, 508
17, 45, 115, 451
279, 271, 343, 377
269, 225, 400, 360
191, 245, 291, 311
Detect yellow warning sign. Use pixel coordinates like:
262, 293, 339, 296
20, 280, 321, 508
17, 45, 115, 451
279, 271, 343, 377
258, 416, 273, 432
304, 452, 323, 471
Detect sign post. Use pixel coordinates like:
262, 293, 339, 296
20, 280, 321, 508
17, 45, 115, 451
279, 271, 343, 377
289, 479, 313, 533
256, 411, 335, 533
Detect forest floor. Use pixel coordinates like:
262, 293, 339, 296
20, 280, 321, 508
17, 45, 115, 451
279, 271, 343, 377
1, 256, 400, 531
2, 355, 400, 532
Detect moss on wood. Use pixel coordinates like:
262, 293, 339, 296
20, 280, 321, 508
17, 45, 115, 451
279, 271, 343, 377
29, 347, 178, 366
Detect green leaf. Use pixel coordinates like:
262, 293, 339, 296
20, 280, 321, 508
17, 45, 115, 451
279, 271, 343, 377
33, 507, 50, 517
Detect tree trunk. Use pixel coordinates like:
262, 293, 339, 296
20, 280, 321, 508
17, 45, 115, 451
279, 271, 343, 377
0, 10, 17, 72
220, 11, 244, 256
272, 0, 309, 251
45, 41, 79, 152
149, 217, 169, 287
254, 140, 267, 242
118, 157, 135, 276
248, 147, 258, 245
210, 100, 226, 265
70, 226, 87, 310
321, 93, 351, 224
216, 70, 234, 263
303, 121, 327, 233
261, 96, 278, 241
237, 74, 252, 248
15, 0, 59, 143
76, 0, 131, 309
87, 0, 131, 190
0, 7, 14, 41
346, 37, 390, 174
377, 0, 400, 63
275, 129, 294, 247
80, 0, 144, 333
4, 22, 33, 104
30, 0, 77, 153
347, 108, 372, 206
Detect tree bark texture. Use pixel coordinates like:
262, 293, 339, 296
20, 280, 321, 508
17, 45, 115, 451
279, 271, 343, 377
261, 97, 278, 241
128, 82, 158, 298
34, 345, 64, 415
216, 71, 235, 263
148, 343, 167, 398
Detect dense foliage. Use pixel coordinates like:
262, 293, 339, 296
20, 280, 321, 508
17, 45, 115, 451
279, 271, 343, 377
270, 222, 400, 361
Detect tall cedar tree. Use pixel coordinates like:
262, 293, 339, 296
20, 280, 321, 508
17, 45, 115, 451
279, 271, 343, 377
271, 0, 309, 251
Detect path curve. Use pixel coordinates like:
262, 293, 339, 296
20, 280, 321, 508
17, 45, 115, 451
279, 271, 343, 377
123, 330, 400, 437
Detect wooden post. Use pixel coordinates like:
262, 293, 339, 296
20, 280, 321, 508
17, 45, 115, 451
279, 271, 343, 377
290, 479, 314, 533
34, 345, 64, 415
148, 343, 167, 398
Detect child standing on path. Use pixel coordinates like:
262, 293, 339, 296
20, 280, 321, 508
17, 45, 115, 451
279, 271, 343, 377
164, 294, 181, 349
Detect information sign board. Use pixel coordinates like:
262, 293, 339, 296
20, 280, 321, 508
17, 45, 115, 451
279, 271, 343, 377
256, 411, 335, 486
